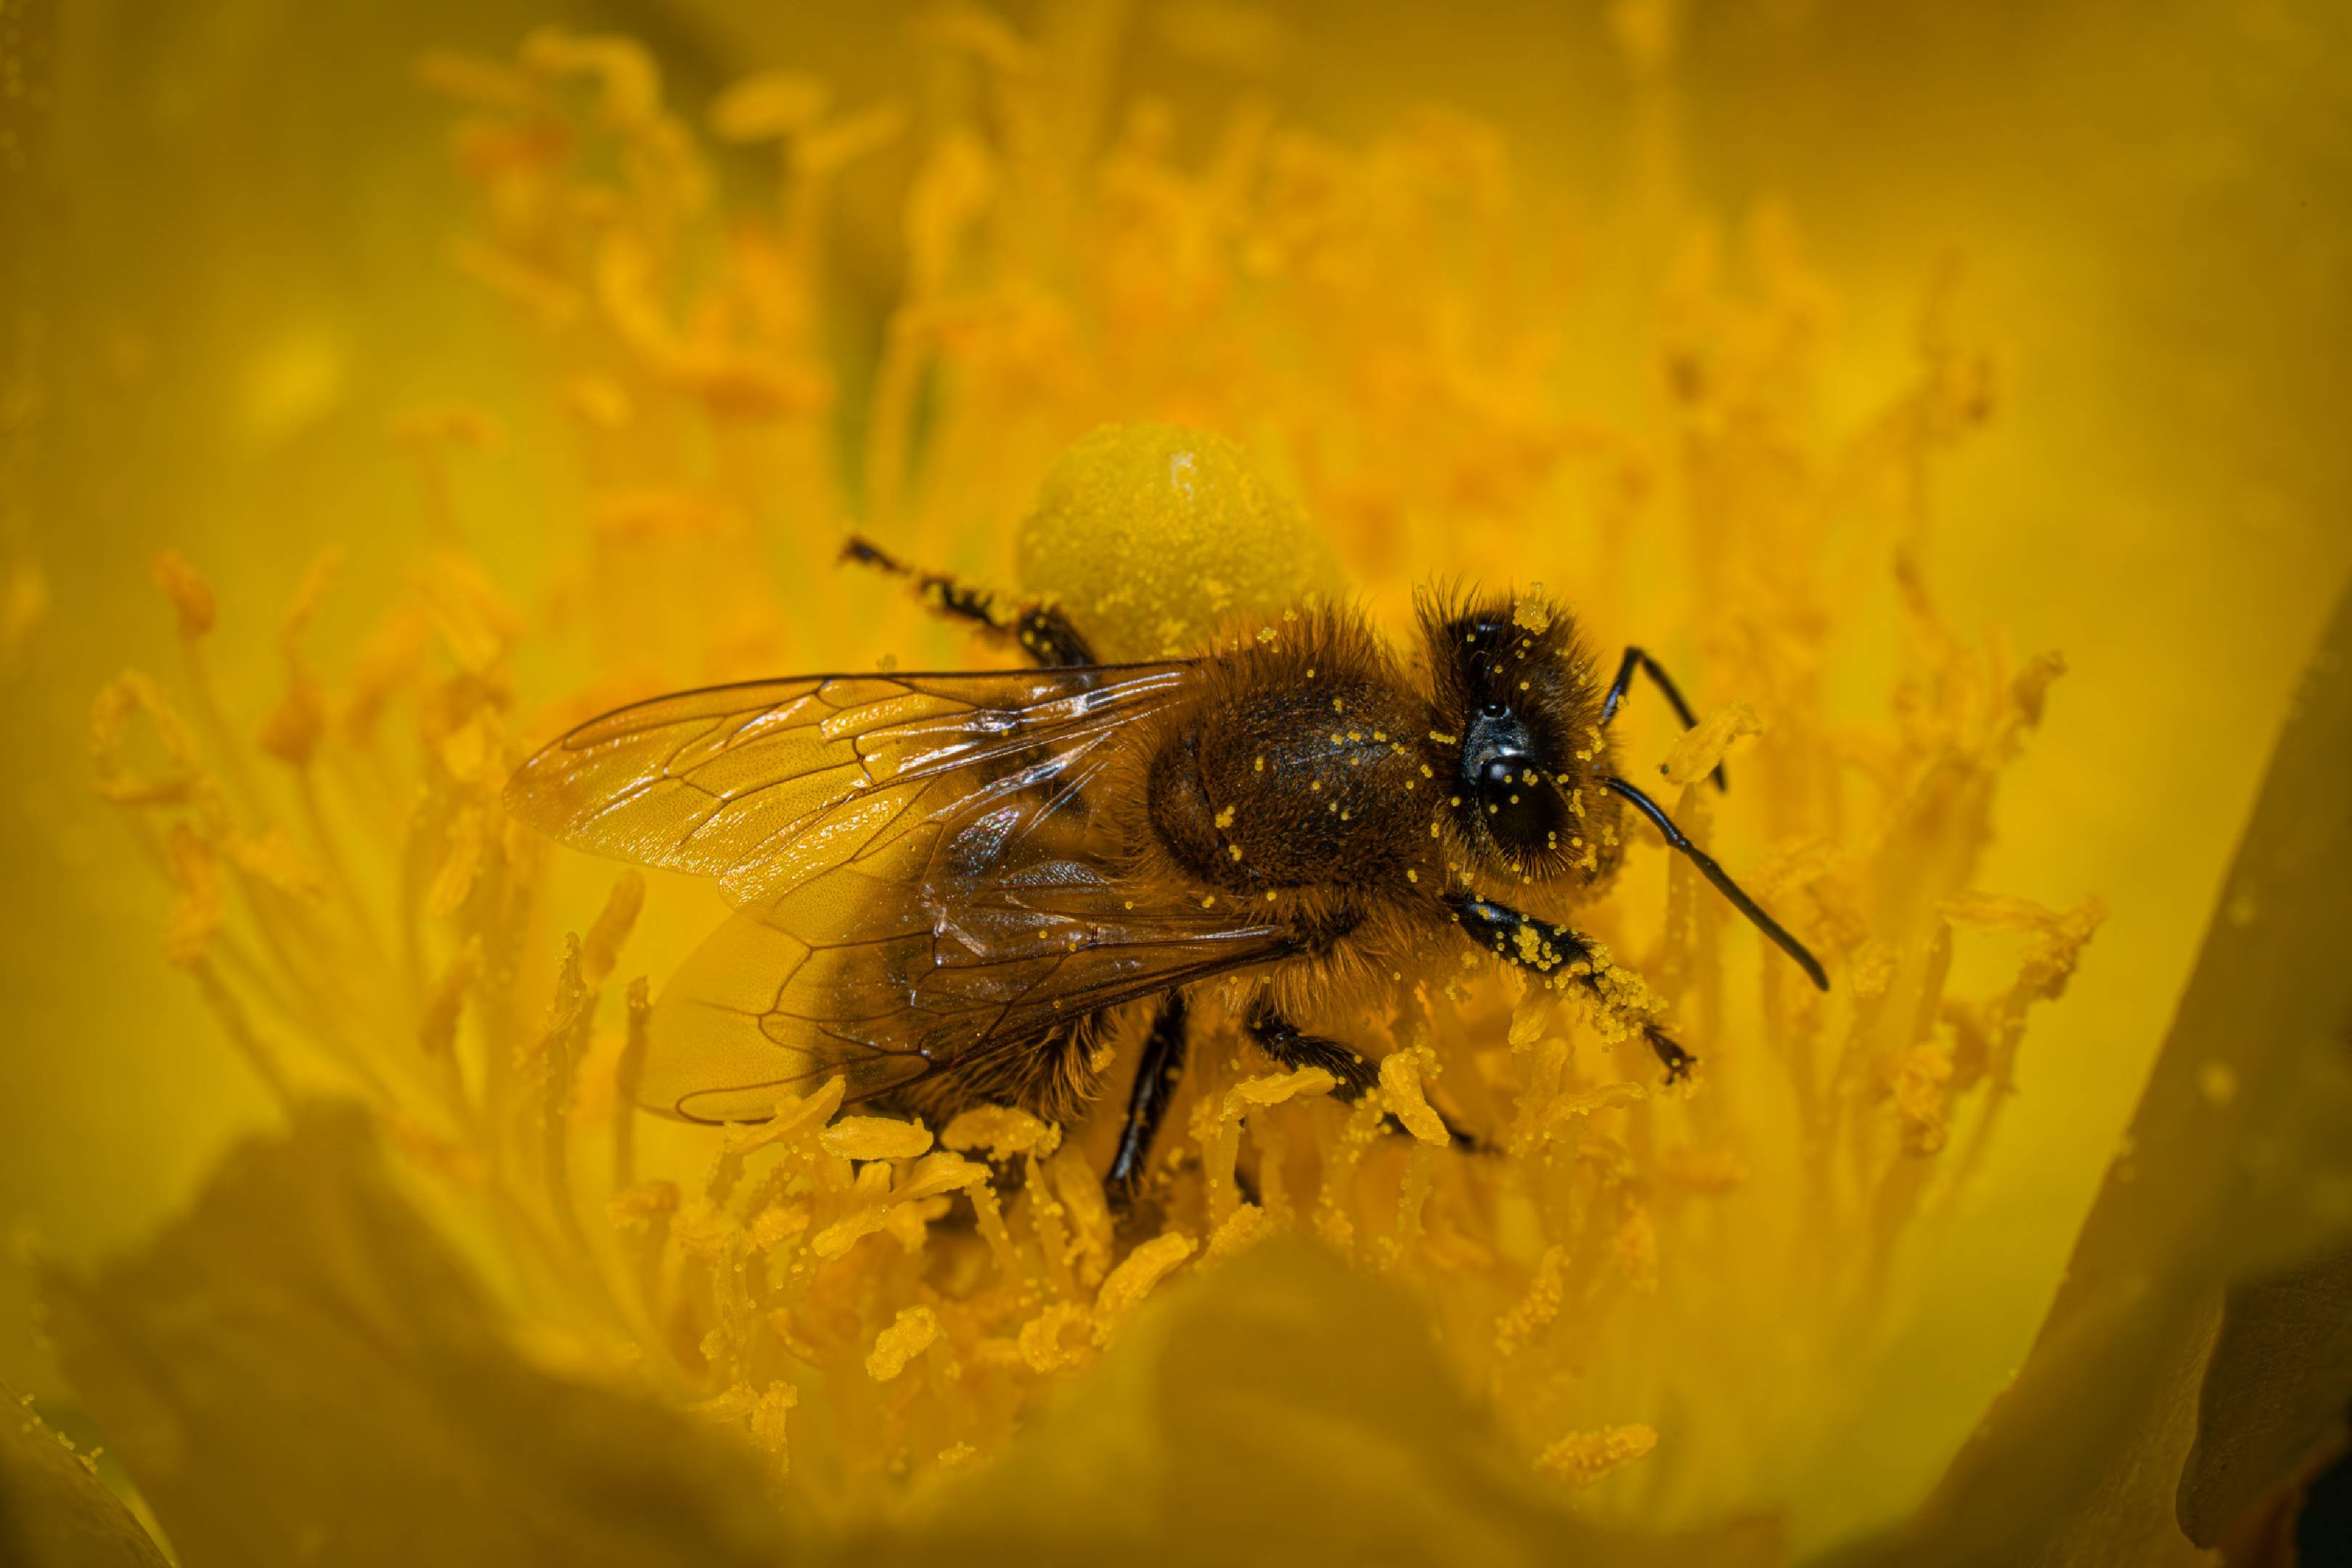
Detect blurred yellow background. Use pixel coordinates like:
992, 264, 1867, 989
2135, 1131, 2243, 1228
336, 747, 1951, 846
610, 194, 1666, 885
2, 0, 2348, 1547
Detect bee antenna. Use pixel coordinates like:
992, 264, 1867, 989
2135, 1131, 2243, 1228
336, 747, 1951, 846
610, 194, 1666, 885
1601, 775, 1829, 991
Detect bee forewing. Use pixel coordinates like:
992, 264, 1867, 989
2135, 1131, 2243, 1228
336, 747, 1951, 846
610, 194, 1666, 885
502, 664, 1191, 905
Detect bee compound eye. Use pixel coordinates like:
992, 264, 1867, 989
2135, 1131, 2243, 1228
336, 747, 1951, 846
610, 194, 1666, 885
1476, 753, 1556, 849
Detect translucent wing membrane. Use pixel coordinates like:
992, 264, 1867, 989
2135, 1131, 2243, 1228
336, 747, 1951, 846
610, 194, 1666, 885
646, 841, 1291, 1121
505, 665, 1191, 906
507, 665, 1293, 1122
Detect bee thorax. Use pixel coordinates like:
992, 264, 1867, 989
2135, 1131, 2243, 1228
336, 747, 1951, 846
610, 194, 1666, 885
1146, 678, 1430, 894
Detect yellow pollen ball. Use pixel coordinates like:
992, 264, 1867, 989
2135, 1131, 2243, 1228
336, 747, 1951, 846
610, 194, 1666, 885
1014, 423, 1338, 661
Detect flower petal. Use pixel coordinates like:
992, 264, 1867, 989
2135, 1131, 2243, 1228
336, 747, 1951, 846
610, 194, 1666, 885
2176, 1244, 2352, 1550
0, 1380, 169, 1567
1820, 581, 2352, 1564
865, 1238, 1785, 1567
43, 1102, 793, 1568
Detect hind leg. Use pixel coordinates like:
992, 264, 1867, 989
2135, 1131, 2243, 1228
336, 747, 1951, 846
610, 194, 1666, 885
841, 535, 1096, 668
1104, 992, 1192, 1208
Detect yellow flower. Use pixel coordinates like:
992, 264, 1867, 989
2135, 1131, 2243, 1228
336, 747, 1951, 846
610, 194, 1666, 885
4, 5, 2351, 1567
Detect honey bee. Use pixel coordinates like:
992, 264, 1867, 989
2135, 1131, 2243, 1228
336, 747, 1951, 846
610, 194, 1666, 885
506, 541, 1827, 1201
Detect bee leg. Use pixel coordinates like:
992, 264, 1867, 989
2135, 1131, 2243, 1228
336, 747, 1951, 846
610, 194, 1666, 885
1105, 992, 1191, 1209
1601, 645, 1728, 791
1245, 997, 1487, 1153
1445, 894, 1698, 1083
840, 534, 1097, 668
1243, 994, 1379, 1098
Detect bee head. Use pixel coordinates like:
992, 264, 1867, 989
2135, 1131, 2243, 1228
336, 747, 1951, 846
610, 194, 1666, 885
1417, 587, 1613, 882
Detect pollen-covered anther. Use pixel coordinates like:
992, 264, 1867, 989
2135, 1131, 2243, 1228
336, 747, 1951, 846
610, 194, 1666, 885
1093, 1232, 1196, 1347
160, 824, 225, 967
939, 1105, 1058, 1161
865, 1306, 942, 1382
1537, 1424, 1660, 1488
1017, 1304, 1097, 1374
1494, 1244, 1568, 1357
1378, 1049, 1452, 1146
1614, 1204, 1660, 1291
152, 549, 216, 639
820, 1116, 934, 1162
1664, 701, 1763, 788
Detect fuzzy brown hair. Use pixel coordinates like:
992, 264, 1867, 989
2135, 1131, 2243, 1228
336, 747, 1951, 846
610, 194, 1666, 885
1414, 583, 1622, 888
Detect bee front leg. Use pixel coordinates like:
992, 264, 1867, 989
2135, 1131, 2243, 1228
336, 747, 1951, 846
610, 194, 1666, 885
840, 535, 1097, 668
1601, 644, 1728, 792
1445, 894, 1696, 1082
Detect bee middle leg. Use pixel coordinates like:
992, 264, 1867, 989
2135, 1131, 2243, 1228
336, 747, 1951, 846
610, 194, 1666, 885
840, 534, 1096, 669
1243, 994, 1379, 1097
1244, 994, 1487, 1152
